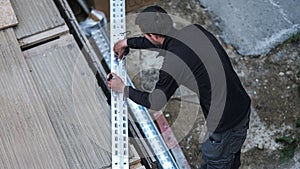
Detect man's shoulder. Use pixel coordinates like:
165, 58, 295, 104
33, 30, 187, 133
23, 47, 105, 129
179, 24, 204, 32
169, 24, 205, 47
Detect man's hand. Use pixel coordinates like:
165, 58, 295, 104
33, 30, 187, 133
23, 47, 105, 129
113, 39, 128, 60
107, 73, 125, 93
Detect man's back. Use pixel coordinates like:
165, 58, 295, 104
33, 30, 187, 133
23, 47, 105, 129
161, 24, 251, 133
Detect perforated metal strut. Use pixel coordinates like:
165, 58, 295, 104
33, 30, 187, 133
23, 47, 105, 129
89, 2, 179, 169
110, 0, 129, 168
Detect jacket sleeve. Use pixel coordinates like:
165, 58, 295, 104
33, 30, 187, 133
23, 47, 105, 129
125, 70, 179, 111
127, 37, 158, 49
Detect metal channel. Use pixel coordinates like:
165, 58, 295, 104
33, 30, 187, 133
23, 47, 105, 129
110, 0, 128, 168
89, 8, 179, 169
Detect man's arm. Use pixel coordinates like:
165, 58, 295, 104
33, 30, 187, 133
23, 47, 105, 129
125, 70, 179, 111
127, 37, 157, 49
114, 37, 158, 59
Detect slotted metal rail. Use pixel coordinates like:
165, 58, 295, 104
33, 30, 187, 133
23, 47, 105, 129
110, 0, 129, 168
88, 1, 179, 168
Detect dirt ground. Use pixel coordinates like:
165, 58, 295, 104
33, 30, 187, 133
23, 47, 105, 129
125, 0, 300, 168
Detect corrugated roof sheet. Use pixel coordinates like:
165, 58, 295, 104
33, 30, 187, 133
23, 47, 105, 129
10, 0, 64, 39
23, 35, 112, 169
0, 28, 70, 169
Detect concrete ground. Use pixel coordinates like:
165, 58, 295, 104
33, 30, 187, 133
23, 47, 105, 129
199, 0, 300, 56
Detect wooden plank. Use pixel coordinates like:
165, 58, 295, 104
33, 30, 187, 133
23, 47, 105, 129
0, 0, 18, 30
23, 35, 112, 169
131, 164, 146, 169
19, 24, 69, 48
0, 28, 70, 169
10, 0, 65, 39
104, 144, 143, 169
129, 144, 141, 166
154, 111, 191, 169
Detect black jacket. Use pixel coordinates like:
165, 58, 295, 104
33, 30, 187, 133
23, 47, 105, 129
125, 24, 251, 133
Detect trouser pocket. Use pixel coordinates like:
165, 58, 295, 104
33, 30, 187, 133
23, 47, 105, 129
230, 124, 248, 154
202, 132, 230, 160
201, 131, 234, 169
209, 132, 222, 144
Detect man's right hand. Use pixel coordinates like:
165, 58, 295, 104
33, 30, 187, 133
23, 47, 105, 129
113, 39, 128, 60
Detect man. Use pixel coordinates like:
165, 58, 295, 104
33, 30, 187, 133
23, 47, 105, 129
108, 5, 251, 169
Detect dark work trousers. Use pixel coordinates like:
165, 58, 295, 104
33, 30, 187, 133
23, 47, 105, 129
200, 109, 250, 169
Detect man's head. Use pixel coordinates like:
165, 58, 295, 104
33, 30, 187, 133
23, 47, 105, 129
135, 5, 174, 38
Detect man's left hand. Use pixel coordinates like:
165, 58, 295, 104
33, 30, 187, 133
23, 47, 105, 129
107, 73, 125, 93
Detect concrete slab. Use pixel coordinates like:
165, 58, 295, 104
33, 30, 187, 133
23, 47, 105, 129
199, 0, 300, 56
